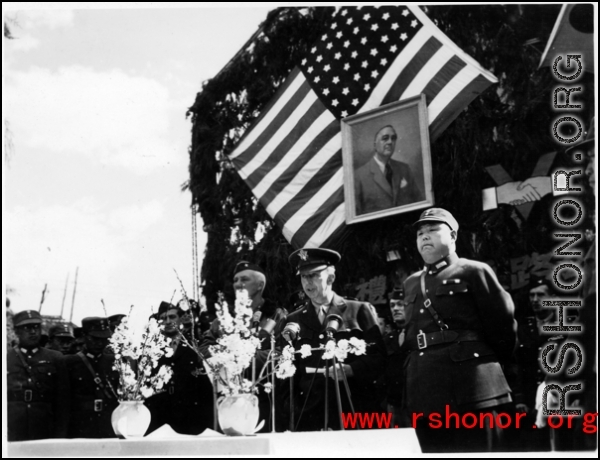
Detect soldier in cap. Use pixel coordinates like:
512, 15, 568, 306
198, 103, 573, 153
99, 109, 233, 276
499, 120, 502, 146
108, 314, 126, 333
144, 301, 213, 435
7, 310, 70, 441
64, 316, 119, 438
404, 208, 517, 452
47, 323, 75, 355
382, 289, 411, 428
283, 248, 386, 431
70, 326, 86, 354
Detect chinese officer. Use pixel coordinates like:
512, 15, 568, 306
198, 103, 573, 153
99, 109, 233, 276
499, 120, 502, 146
7, 310, 70, 441
404, 208, 517, 452
64, 316, 119, 438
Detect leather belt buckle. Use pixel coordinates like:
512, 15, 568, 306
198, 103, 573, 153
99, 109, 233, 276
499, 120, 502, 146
24, 390, 33, 402
417, 330, 427, 350
94, 399, 103, 412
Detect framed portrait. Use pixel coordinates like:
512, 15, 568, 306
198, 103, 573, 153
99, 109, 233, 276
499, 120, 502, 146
341, 94, 434, 224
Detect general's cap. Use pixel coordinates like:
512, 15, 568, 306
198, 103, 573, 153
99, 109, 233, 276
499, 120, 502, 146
13, 310, 42, 327
413, 208, 459, 232
81, 317, 112, 338
289, 248, 341, 275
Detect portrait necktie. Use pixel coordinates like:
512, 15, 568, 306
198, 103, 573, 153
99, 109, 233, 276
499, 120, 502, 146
385, 163, 393, 186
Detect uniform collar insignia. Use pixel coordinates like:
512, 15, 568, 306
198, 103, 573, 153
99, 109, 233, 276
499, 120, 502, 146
20, 347, 39, 354
425, 254, 457, 274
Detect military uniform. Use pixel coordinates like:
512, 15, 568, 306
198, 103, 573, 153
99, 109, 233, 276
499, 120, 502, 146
65, 351, 119, 438
403, 253, 516, 415
283, 293, 386, 431
7, 346, 70, 441
403, 208, 518, 452
144, 341, 214, 435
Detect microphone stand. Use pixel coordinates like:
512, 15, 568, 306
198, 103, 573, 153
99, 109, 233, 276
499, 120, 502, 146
325, 330, 347, 431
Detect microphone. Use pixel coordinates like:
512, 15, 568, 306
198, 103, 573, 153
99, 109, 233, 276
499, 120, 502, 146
252, 310, 262, 331
325, 314, 344, 336
282, 322, 300, 344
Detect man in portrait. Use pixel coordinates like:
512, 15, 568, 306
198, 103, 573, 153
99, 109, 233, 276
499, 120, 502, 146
354, 125, 423, 215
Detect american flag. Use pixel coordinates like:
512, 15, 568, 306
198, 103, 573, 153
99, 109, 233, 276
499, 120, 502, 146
228, 5, 498, 249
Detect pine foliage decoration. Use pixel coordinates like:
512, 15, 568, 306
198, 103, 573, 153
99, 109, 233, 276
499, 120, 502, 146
187, 5, 595, 312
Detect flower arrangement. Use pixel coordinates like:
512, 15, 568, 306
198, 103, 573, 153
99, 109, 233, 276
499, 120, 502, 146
197, 289, 368, 396
203, 290, 262, 396
109, 315, 174, 401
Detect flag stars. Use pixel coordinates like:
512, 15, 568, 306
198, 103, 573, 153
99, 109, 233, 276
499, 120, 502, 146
341, 9, 347, 16
302, 58, 307, 66
370, 48, 378, 56
380, 58, 388, 66
332, 99, 339, 107
371, 69, 379, 78
371, 24, 379, 31
411, 20, 418, 28
326, 42, 333, 50
391, 23, 399, 31
400, 33, 408, 41
332, 76, 340, 84
364, 83, 371, 91
323, 88, 330, 96
381, 35, 389, 43
353, 73, 361, 81
331, 22, 337, 30
382, 12, 390, 20
352, 98, 359, 106
324, 64, 331, 72
335, 52, 342, 60
343, 40, 350, 48
353, 26, 360, 34
402, 9, 409, 17
351, 51, 358, 58
390, 44, 398, 53
342, 87, 350, 95
361, 37, 368, 45
311, 46, 317, 53
321, 34, 328, 41
307, 66, 314, 73
314, 76, 321, 83
343, 63, 350, 70
341, 110, 348, 118
363, 13, 371, 21
316, 55, 323, 62
361, 60, 368, 68
336, 31, 343, 39
346, 18, 353, 25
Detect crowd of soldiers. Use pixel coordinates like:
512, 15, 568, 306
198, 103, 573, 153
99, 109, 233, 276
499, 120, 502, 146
6, 204, 597, 453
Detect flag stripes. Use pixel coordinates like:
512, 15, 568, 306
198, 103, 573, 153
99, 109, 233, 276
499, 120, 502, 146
228, 6, 497, 249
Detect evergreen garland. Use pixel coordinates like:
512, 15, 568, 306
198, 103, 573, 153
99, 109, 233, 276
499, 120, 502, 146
187, 5, 595, 312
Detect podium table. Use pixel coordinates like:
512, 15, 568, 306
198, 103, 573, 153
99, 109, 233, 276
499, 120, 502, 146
7, 428, 421, 457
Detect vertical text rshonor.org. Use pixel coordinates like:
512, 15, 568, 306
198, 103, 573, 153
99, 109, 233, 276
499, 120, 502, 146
544, 53, 590, 419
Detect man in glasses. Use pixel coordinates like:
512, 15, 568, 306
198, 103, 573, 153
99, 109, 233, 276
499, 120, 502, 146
7, 310, 70, 441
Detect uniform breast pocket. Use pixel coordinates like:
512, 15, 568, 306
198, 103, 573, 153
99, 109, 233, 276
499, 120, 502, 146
435, 279, 469, 296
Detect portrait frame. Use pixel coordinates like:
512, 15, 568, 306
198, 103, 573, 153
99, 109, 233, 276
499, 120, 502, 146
341, 94, 434, 224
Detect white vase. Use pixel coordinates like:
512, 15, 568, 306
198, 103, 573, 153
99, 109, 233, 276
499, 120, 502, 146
111, 400, 151, 438
217, 393, 260, 436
